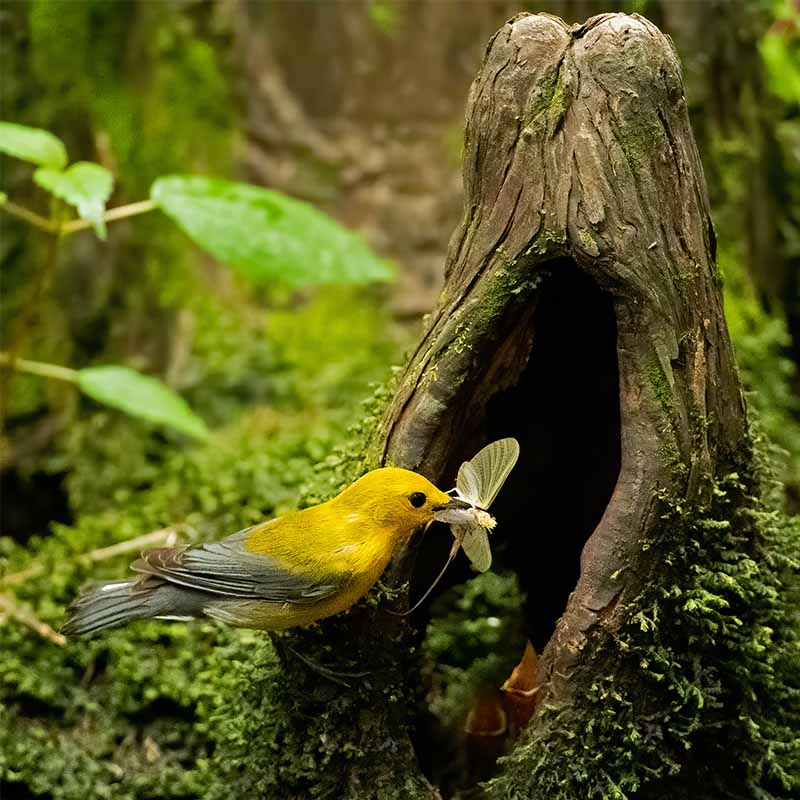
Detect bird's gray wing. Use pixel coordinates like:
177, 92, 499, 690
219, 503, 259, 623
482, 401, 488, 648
130, 526, 342, 603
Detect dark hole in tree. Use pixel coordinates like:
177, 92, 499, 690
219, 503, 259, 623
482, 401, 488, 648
0, 780, 55, 800
487, 261, 621, 649
414, 260, 621, 792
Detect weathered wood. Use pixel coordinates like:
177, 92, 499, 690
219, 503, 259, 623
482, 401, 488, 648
375, 10, 746, 708
267, 13, 793, 799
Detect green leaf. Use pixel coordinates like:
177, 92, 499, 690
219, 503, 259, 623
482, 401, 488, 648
77, 366, 209, 440
34, 162, 114, 238
151, 175, 393, 288
0, 122, 68, 168
760, 31, 800, 105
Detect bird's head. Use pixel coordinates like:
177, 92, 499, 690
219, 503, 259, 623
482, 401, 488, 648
336, 467, 470, 538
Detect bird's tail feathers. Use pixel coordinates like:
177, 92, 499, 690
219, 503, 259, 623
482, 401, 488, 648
62, 579, 161, 637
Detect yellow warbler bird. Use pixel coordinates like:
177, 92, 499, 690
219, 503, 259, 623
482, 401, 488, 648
62, 468, 471, 637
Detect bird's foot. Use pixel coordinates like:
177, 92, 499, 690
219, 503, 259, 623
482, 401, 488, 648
284, 643, 371, 688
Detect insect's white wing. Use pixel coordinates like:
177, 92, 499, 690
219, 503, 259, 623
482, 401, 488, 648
468, 437, 520, 508
461, 525, 492, 572
456, 460, 482, 506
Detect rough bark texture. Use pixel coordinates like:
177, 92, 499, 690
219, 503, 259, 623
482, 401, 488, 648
375, 8, 745, 700
262, 13, 797, 800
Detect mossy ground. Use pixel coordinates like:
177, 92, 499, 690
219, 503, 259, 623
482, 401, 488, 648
0, 286, 405, 800
488, 431, 800, 800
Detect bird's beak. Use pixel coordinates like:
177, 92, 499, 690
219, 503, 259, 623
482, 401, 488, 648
432, 496, 474, 524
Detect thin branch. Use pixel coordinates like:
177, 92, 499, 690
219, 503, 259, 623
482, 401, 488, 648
0, 525, 186, 588
0, 592, 66, 646
0, 353, 79, 382
82, 525, 184, 564
0, 197, 158, 235
61, 199, 157, 234
0, 199, 57, 233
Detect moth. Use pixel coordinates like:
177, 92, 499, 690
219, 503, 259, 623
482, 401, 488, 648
411, 437, 520, 612
446, 436, 520, 572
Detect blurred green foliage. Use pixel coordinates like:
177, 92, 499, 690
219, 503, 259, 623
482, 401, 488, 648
704, 0, 800, 504
722, 251, 800, 496
151, 175, 394, 287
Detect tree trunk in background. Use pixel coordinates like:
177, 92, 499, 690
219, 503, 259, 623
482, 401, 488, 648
256, 13, 797, 799
234, 0, 800, 378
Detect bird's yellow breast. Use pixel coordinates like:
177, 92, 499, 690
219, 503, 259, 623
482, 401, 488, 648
228, 467, 448, 629
222, 505, 398, 629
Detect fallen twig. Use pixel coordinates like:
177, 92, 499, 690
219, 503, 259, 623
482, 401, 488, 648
0, 525, 187, 588
0, 592, 66, 646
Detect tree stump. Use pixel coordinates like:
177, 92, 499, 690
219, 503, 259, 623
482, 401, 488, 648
234, 13, 797, 800
376, 7, 746, 703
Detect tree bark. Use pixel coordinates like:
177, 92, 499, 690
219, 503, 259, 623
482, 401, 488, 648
258, 13, 796, 799
375, 5, 746, 698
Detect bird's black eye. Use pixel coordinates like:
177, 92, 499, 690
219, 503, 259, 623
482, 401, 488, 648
409, 491, 426, 508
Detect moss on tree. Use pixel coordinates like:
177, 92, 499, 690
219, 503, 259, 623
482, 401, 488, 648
490, 431, 800, 799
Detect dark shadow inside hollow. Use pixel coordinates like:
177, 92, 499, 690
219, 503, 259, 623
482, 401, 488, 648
413, 260, 621, 791
412, 261, 621, 646
486, 261, 621, 649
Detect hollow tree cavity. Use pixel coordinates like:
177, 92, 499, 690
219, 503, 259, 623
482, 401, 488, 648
270, 13, 776, 798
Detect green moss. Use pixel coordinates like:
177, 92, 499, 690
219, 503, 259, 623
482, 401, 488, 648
523, 68, 565, 138
548, 73, 566, 130
577, 227, 600, 255
488, 432, 800, 799
439, 255, 549, 369
617, 117, 668, 177
524, 229, 568, 258
645, 354, 673, 416
201, 609, 431, 798
475, 258, 546, 329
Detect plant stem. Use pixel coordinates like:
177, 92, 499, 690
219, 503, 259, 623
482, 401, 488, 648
1, 198, 157, 235
0, 353, 79, 382
60, 198, 157, 234
0, 199, 56, 233
0, 524, 187, 588
0, 201, 66, 430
